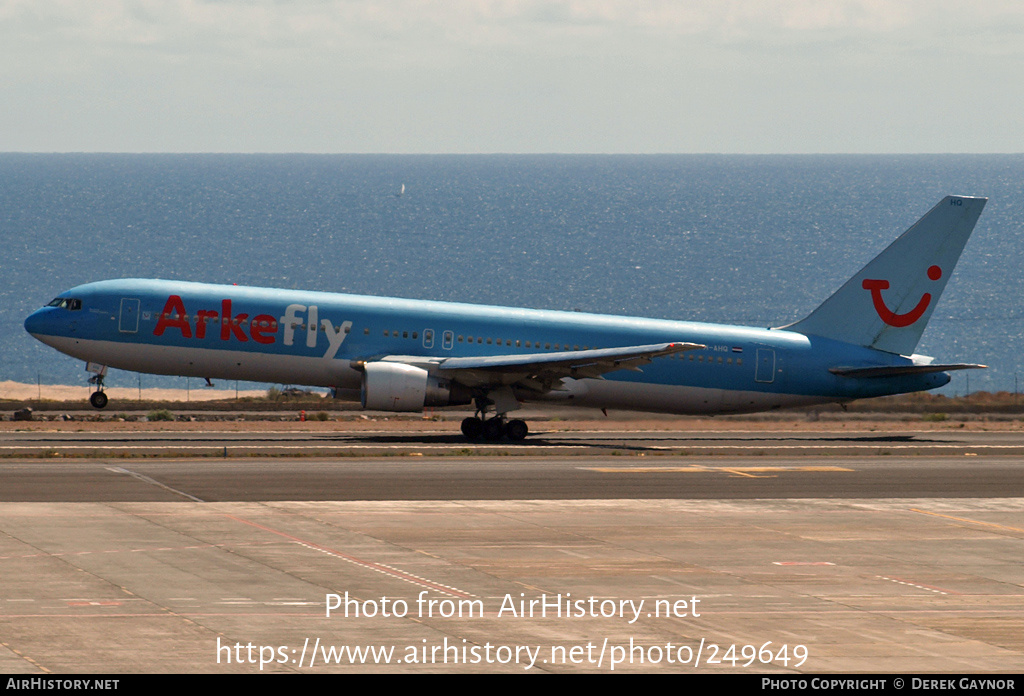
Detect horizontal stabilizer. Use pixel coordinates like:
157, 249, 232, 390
829, 363, 986, 379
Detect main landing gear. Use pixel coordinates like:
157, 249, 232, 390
460, 392, 529, 441
460, 415, 529, 441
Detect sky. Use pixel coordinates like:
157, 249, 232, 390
2, 0, 1023, 153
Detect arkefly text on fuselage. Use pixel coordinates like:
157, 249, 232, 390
25, 196, 987, 441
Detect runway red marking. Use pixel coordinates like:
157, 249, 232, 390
223, 514, 472, 598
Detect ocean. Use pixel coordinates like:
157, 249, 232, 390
2, 153, 1022, 396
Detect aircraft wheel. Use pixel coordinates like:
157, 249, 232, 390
89, 391, 108, 409
461, 417, 483, 440
506, 419, 528, 441
482, 418, 506, 441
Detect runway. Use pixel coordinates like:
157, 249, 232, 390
0, 455, 1022, 502
1, 425, 1023, 673
5, 425, 1024, 458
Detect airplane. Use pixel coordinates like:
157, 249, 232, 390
24, 195, 987, 441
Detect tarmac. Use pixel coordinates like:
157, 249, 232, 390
1, 420, 1022, 673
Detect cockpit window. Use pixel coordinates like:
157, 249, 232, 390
46, 297, 82, 311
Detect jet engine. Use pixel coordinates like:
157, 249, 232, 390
360, 361, 469, 412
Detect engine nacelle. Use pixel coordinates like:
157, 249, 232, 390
361, 362, 465, 412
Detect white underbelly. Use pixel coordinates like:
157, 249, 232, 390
540, 378, 836, 415
35, 335, 362, 389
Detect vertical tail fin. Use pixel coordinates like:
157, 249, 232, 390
785, 195, 987, 355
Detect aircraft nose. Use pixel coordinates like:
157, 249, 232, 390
24, 308, 52, 337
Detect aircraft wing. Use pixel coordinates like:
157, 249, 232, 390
375, 341, 704, 392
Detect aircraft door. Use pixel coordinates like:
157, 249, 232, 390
423, 329, 434, 349
119, 298, 140, 334
755, 348, 775, 383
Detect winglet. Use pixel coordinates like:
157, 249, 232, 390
784, 196, 987, 355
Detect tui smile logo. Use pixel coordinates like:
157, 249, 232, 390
862, 265, 942, 327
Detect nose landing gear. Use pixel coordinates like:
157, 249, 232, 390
86, 364, 108, 409
88, 375, 107, 409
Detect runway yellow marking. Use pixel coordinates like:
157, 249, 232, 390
581, 466, 853, 473
910, 508, 1024, 534
722, 468, 770, 478
1, 642, 51, 673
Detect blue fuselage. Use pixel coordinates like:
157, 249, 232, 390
25, 279, 948, 414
